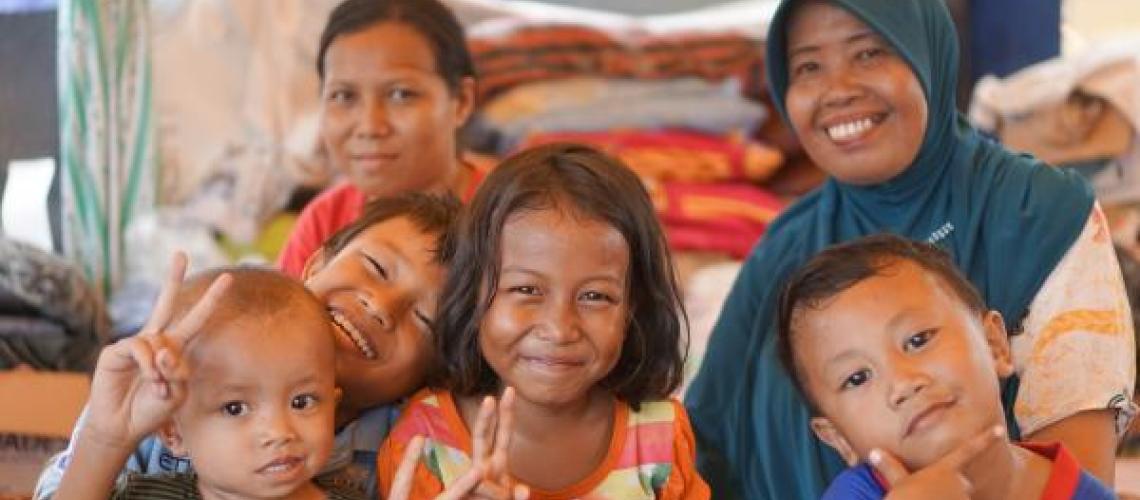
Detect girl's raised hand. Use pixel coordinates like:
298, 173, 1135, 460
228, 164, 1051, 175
388, 387, 528, 500
81, 253, 230, 452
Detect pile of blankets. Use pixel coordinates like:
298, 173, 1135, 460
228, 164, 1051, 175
466, 22, 787, 258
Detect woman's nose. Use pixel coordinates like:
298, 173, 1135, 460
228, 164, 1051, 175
820, 70, 865, 109
354, 97, 393, 138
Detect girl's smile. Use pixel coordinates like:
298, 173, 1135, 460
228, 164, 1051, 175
478, 206, 630, 409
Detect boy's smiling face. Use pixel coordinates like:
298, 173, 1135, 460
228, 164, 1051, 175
162, 312, 337, 499
304, 215, 445, 412
792, 260, 1013, 470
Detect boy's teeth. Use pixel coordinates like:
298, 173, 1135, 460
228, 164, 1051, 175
330, 310, 378, 360
826, 117, 875, 141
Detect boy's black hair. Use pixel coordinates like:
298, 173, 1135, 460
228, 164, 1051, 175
433, 143, 687, 409
317, 0, 475, 95
776, 233, 987, 412
320, 192, 461, 265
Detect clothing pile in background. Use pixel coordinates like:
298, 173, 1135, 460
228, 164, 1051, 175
465, 20, 788, 259
969, 38, 1140, 259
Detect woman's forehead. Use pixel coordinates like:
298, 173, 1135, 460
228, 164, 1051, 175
786, 1, 879, 51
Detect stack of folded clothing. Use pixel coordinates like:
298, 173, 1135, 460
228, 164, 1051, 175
466, 22, 788, 258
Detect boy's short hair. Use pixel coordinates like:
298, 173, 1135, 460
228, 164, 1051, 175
776, 234, 987, 411
320, 192, 461, 265
174, 266, 329, 349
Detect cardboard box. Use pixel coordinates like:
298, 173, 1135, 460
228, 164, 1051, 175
0, 371, 89, 499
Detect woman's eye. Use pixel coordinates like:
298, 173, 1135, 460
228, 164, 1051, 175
904, 330, 935, 351
327, 89, 354, 104
856, 47, 885, 61
365, 255, 389, 280
388, 87, 417, 102
841, 369, 871, 390
221, 401, 250, 417
509, 285, 538, 296
291, 394, 318, 411
792, 61, 820, 77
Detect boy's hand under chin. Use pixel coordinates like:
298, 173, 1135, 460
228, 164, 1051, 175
873, 426, 1006, 500
388, 388, 529, 500
81, 253, 231, 452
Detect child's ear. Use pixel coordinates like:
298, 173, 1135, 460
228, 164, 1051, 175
157, 421, 189, 457
811, 417, 860, 466
301, 248, 329, 281
981, 310, 1014, 378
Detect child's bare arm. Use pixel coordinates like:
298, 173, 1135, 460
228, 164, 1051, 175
55, 255, 230, 500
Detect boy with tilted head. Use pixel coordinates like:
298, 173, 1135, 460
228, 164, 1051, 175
778, 235, 1113, 499
56, 263, 356, 499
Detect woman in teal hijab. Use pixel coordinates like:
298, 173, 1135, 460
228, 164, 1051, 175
683, 0, 1135, 498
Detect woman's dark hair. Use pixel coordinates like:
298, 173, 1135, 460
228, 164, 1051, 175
776, 233, 987, 413
316, 0, 476, 94
433, 143, 687, 409
320, 192, 461, 265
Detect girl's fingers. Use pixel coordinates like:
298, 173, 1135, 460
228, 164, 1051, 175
140, 252, 188, 336
168, 273, 231, 344
471, 395, 497, 466
435, 463, 485, 500
390, 436, 426, 500
490, 388, 515, 483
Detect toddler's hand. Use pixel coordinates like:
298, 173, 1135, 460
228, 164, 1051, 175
875, 425, 1005, 500
81, 253, 230, 452
388, 388, 528, 500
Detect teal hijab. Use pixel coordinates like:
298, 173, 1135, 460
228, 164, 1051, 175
683, 0, 1095, 498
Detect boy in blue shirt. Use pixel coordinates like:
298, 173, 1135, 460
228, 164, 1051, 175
777, 234, 1114, 499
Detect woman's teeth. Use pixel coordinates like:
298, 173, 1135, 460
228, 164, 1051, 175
827, 117, 875, 142
330, 310, 378, 360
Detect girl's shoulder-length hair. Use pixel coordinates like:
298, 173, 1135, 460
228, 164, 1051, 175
431, 143, 688, 409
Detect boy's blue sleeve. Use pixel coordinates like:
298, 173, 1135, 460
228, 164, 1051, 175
32, 406, 192, 500
821, 464, 886, 500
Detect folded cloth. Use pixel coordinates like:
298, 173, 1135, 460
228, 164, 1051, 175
477, 77, 767, 153
468, 23, 765, 100
519, 129, 783, 183
646, 180, 785, 259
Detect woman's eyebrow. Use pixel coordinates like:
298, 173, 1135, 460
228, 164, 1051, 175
844, 31, 880, 45
788, 30, 879, 59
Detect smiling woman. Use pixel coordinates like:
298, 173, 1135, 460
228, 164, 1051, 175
783, 1, 928, 185
684, 0, 1136, 498
276, 0, 481, 278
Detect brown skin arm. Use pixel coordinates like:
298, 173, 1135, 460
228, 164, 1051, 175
55, 435, 135, 500
1024, 409, 1118, 485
